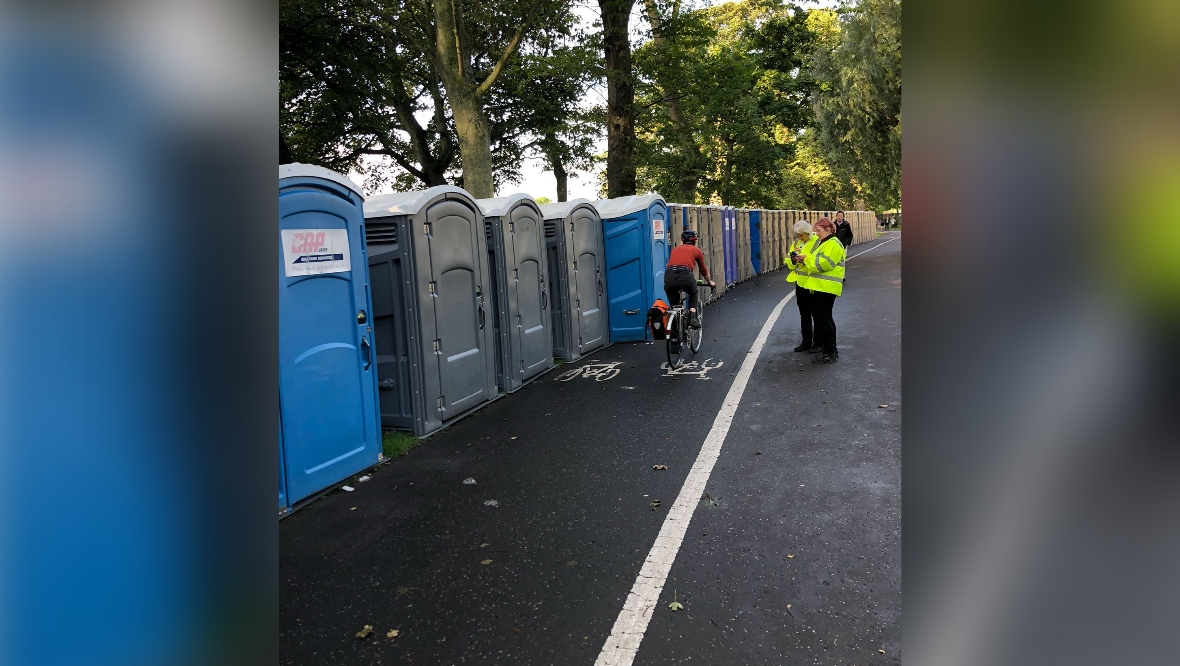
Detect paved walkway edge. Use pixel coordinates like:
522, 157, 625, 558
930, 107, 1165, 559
594, 291, 796, 666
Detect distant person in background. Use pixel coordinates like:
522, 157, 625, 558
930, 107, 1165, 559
785, 220, 819, 353
794, 217, 846, 363
834, 210, 854, 248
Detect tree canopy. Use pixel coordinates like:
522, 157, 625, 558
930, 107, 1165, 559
279, 0, 901, 209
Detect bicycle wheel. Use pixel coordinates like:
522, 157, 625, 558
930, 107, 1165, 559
689, 307, 703, 354
666, 312, 685, 369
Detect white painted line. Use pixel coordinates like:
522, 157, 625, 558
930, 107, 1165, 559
594, 290, 795, 666
848, 234, 901, 260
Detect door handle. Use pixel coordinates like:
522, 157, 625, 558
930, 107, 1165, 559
478, 302, 485, 329
598, 279, 603, 295
623, 309, 640, 315
379, 378, 395, 391
361, 337, 371, 370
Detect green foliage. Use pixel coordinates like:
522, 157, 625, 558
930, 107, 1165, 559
811, 0, 902, 209
633, 1, 818, 207
535, 196, 553, 204
280, 0, 459, 189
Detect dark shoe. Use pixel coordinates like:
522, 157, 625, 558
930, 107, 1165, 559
812, 353, 837, 364
688, 314, 701, 328
793, 343, 813, 352
808, 346, 823, 353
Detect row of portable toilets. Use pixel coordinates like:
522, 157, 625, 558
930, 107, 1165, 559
278, 163, 879, 511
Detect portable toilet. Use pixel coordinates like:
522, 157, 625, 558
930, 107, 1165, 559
720, 207, 732, 286
736, 209, 749, 281
364, 186, 498, 437
477, 194, 554, 393
668, 203, 685, 249
278, 164, 381, 509
594, 194, 669, 342
539, 199, 610, 362
750, 210, 762, 274
701, 205, 725, 301
764, 211, 776, 272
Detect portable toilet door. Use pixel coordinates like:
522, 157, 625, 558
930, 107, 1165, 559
365, 186, 498, 436
478, 194, 553, 392
750, 210, 762, 274
703, 205, 725, 299
594, 194, 669, 342
717, 207, 726, 285
278, 164, 381, 506
736, 209, 745, 279
539, 199, 609, 361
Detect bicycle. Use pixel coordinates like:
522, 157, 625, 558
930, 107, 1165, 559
665, 280, 712, 369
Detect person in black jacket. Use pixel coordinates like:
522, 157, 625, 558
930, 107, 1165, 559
834, 211, 854, 248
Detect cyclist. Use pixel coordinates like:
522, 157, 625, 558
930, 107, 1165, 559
664, 230, 716, 328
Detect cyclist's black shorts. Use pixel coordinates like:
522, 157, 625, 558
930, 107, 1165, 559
664, 266, 698, 312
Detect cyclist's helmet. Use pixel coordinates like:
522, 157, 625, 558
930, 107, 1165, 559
681, 229, 699, 244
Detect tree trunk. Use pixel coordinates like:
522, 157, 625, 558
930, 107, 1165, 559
448, 93, 496, 198
542, 132, 568, 202
430, 0, 533, 199
280, 131, 294, 164
642, 0, 704, 202
599, 0, 636, 198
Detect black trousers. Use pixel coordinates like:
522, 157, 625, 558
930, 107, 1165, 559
664, 268, 699, 312
795, 286, 814, 347
810, 290, 838, 355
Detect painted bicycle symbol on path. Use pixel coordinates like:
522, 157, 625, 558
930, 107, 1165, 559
660, 358, 724, 380
555, 361, 622, 382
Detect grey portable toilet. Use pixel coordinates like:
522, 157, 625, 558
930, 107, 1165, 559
538, 198, 610, 361
668, 204, 684, 248
364, 186, 498, 437
477, 194, 554, 393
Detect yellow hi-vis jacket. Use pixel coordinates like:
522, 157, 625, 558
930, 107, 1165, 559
784, 234, 817, 287
803, 235, 846, 296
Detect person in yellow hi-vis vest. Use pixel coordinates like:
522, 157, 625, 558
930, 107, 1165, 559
795, 217, 846, 363
784, 220, 820, 353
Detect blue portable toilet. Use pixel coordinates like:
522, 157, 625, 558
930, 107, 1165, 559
722, 207, 738, 286
278, 164, 381, 511
750, 209, 762, 273
594, 194, 669, 342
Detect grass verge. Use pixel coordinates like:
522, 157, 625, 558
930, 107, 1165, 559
382, 430, 421, 459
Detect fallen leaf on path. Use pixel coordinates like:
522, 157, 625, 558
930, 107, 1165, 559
484, 499, 499, 507
787, 554, 795, 558
755, 451, 762, 455
510, 436, 518, 440
512, 626, 521, 633
566, 560, 577, 567
358, 475, 371, 482
480, 542, 489, 548
652, 464, 668, 470
878, 404, 888, 408
462, 477, 477, 484
879, 649, 886, 654
386, 629, 399, 638
342, 485, 355, 492
668, 589, 684, 611
481, 559, 493, 565
355, 625, 373, 639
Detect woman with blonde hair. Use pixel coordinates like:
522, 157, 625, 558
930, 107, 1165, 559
795, 217, 846, 363
785, 219, 819, 352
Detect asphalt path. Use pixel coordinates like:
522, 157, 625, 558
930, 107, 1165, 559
280, 232, 901, 665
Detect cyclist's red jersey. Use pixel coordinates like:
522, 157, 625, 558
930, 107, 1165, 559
667, 244, 709, 277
